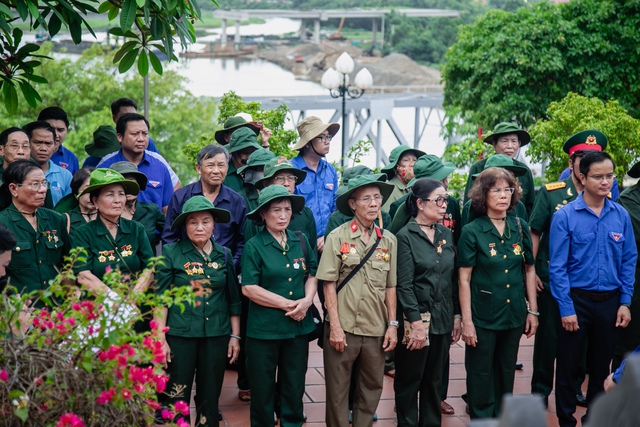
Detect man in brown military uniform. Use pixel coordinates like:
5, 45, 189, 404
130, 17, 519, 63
316, 175, 398, 427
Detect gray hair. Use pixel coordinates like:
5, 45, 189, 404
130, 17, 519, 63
197, 144, 229, 165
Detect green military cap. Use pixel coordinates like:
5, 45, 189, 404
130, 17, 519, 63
171, 195, 231, 229
335, 174, 394, 215
407, 155, 456, 188
381, 145, 427, 176
214, 116, 260, 145
483, 122, 531, 147
237, 148, 276, 174
294, 116, 340, 150
79, 168, 139, 197
562, 129, 607, 156
472, 154, 528, 178
255, 156, 307, 189
110, 161, 148, 191
85, 125, 119, 157
228, 127, 262, 155
246, 185, 306, 221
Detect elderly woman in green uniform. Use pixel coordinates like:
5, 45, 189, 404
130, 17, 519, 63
109, 161, 165, 253
381, 145, 426, 211
237, 148, 276, 212
154, 196, 241, 427
71, 168, 153, 300
242, 185, 318, 427
54, 167, 96, 232
394, 178, 460, 427
0, 160, 70, 300
458, 166, 538, 419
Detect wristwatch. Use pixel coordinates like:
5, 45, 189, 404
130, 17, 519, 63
388, 320, 399, 327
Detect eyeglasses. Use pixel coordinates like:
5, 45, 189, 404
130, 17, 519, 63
5, 144, 30, 151
315, 134, 332, 142
587, 173, 616, 182
354, 195, 383, 205
488, 187, 515, 195
18, 181, 50, 191
422, 196, 450, 207
273, 175, 298, 184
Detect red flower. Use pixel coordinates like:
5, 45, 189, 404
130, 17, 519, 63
0, 369, 8, 382
55, 413, 85, 427
161, 409, 174, 419
96, 388, 116, 405
176, 417, 189, 427
146, 398, 161, 410
122, 388, 132, 400
174, 400, 189, 416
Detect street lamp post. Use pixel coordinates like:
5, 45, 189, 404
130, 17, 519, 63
321, 52, 373, 167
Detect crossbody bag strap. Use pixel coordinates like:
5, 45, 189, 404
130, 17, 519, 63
336, 233, 382, 294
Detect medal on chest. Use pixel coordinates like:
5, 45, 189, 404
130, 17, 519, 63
208, 262, 219, 269
437, 240, 446, 254
300, 257, 306, 271
381, 248, 390, 262
512, 243, 522, 256
293, 259, 300, 269
107, 250, 115, 261
98, 250, 109, 263
489, 243, 497, 257
120, 245, 132, 257
340, 242, 350, 261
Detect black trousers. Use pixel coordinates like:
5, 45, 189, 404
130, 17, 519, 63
555, 290, 620, 427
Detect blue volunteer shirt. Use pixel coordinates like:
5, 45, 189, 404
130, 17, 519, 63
45, 160, 72, 206
290, 154, 338, 237
51, 145, 79, 176
97, 150, 173, 211
549, 193, 637, 317
161, 181, 246, 270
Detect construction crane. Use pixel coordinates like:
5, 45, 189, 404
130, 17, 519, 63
328, 17, 346, 41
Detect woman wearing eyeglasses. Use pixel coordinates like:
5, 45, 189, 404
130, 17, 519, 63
458, 167, 538, 419
394, 178, 460, 427
0, 160, 70, 303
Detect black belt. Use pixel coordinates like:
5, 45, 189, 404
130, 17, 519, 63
571, 288, 620, 302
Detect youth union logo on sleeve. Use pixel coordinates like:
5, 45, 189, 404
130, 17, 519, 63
611, 232, 623, 242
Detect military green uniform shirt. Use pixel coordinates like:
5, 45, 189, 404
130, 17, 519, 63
390, 195, 461, 245
243, 206, 318, 254
382, 176, 407, 211
324, 210, 392, 238
66, 207, 89, 230
465, 158, 535, 214
396, 220, 458, 334
241, 229, 318, 340
0, 205, 70, 295
316, 220, 397, 337
457, 216, 534, 330
223, 163, 243, 194
71, 218, 153, 280
237, 184, 259, 213
156, 239, 241, 337
131, 201, 166, 249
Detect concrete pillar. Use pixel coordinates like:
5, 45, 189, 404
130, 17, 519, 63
234, 20, 241, 44
380, 14, 385, 47
372, 18, 378, 44
313, 19, 320, 44
221, 19, 227, 48
299, 19, 306, 41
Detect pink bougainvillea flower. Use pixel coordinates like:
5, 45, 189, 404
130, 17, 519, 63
161, 409, 174, 420
0, 369, 8, 382
149, 320, 158, 330
146, 398, 161, 410
122, 388, 132, 400
176, 417, 189, 427
174, 400, 189, 416
134, 383, 146, 393
55, 413, 85, 427
96, 388, 116, 405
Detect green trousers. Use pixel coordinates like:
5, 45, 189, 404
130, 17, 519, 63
394, 332, 449, 427
465, 324, 524, 419
164, 334, 228, 427
246, 335, 309, 427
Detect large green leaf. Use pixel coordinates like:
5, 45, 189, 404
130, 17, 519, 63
120, 0, 137, 31
48, 11, 62, 36
107, 6, 118, 21
18, 80, 42, 108
113, 40, 138, 63
14, 0, 28, 20
0, 3, 13, 16
118, 48, 139, 73
148, 50, 163, 75
97, 0, 113, 13
137, 49, 149, 76
2, 82, 18, 114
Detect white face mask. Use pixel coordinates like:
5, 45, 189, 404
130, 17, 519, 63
243, 169, 264, 186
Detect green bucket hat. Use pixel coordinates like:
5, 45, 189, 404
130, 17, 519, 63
228, 127, 262, 155
407, 155, 456, 188
335, 174, 394, 216
79, 168, 139, 197
54, 192, 79, 213
562, 129, 607, 156
85, 125, 120, 157
255, 156, 307, 189
109, 161, 148, 191
246, 185, 306, 221
214, 116, 260, 145
171, 196, 231, 230
342, 165, 373, 186
237, 148, 276, 174
336, 172, 386, 197
381, 146, 427, 176
472, 154, 528, 178
483, 122, 531, 147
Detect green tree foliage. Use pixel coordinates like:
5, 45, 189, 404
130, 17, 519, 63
527, 93, 640, 181
0, 42, 217, 183
0, 0, 216, 113
442, 0, 640, 133
183, 91, 298, 164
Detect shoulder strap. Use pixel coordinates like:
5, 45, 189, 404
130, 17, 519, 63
293, 230, 308, 260
515, 216, 524, 243
336, 232, 382, 294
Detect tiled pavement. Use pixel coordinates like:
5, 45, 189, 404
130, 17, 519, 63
181, 334, 588, 426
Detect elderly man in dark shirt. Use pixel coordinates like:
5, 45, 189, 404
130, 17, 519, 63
162, 144, 246, 270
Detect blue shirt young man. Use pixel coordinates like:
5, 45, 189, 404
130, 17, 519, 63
290, 116, 339, 252
549, 149, 637, 427
38, 107, 79, 176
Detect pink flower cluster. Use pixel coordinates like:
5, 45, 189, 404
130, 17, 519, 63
0, 368, 8, 382
55, 413, 84, 427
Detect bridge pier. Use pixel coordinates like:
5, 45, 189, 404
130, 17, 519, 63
234, 20, 241, 44
313, 19, 320, 43
220, 19, 227, 47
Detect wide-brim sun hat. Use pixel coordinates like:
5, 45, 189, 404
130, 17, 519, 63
381, 145, 427, 177
254, 156, 307, 189
54, 192, 79, 213
79, 168, 139, 197
483, 122, 531, 147
407, 154, 456, 188
471, 154, 528, 178
171, 195, 231, 230
294, 116, 340, 150
336, 172, 387, 197
237, 148, 276, 174
214, 116, 260, 145
246, 185, 306, 221
109, 161, 148, 191
562, 129, 607, 156
85, 125, 120, 157
335, 174, 394, 216
228, 127, 262, 154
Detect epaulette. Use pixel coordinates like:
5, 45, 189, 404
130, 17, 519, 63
544, 181, 566, 191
